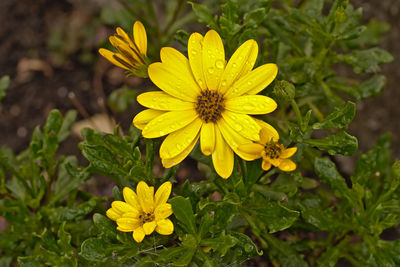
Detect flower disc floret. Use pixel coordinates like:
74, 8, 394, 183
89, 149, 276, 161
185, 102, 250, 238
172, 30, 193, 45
195, 89, 225, 123
133, 30, 279, 178
106, 181, 174, 243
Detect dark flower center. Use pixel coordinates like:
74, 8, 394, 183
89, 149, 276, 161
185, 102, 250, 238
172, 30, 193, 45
264, 142, 283, 159
139, 212, 155, 224
195, 90, 225, 123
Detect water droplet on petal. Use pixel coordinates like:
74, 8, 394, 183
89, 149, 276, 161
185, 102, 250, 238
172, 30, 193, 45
207, 67, 215, 74
232, 63, 237, 68
221, 79, 227, 86
191, 49, 197, 55
159, 130, 165, 135
215, 60, 224, 69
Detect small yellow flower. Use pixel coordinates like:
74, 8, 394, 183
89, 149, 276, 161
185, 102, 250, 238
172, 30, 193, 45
106, 181, 174, 243
133, 29, 278, 179
238, 128, 297, 172
99, 21, 149, 77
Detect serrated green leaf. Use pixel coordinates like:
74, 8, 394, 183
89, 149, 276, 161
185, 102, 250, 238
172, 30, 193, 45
93, 213, 117, 238
80, 238, 106, 262
189, 2, 217, 29
352, 133, 391, 186
312, 102, 355, 130
252, 202, 299, 233
58, 110, 77, 142
305, 131, 358, 156
343, 48, 393, 74
169, 196, 196, 234
80, 144, 125, 176
358, 75, 386, 99
314, 157, 359, 208
200, 234, 238, 257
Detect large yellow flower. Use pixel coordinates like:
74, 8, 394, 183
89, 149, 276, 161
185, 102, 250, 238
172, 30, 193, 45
106, 181, 174, 243
133, 30, 278, 178
99, 21, 149, 77
238, 128, 297, 172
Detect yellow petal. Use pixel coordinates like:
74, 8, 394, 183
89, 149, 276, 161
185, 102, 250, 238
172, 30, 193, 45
106, 208, 121, 221
200, 122, 216, 156
202, 30, 225, 91
122, 211, 141, 219
162, 133, 200, 168
160, 118, 202, 159
142, 110, 198, 138
278, 159, 296, 172
237, 143, 264, 157
225, 63, 278, 98
225, 95, 277, 115
155, 219, 174, 235
154, 203, 173, 220
212, 128, 234, 179
154, 182, 172, 207
110, 35, 142, 66
255, 120, 279, 142
133, 227, 146, 242
217, 119, 260, 161
280, 147, 297, 159
137, 92, 194, 111
262, 159, 272, 171
143, 221, 157, 235
116, 217, 141, 230
122, 187, 142, 211
132, 109, 165, 130
136, 181, 154, 214
148, 62, 199, 102
133, 21, 147, 55
111, 201, 136, 214
99, 48, 130, 70
159, 46, 201, 95
117, 226, 134, 232
221, 110, 261, 141
188, 32, 207, 90
270, 158, 281, 167
219, 39, 258, 95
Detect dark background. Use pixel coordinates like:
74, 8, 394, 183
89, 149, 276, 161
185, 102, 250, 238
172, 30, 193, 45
0, 0, 399, 179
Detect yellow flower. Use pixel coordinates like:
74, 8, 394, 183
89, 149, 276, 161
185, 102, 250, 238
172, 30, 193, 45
238, 128, 297, 172
99, 21, 149, 77
133, 30, 278, 179
106, 181, 174, 243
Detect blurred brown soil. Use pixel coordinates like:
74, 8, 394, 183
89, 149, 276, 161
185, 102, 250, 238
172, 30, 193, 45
0, 0, 399, 186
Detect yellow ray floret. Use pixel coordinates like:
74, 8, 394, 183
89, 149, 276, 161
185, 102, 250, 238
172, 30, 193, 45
106, 181, 174, 243
238, 128, 297, 172
99, 21, 149, 78
133, 29, 279, 179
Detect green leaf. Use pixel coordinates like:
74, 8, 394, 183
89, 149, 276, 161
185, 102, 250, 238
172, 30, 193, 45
0, 75, 10, 101
200, 234, 238, 257
229, 231, 262, 257
343, 48, 393, 74
79, 238, 107, 262
93, 213, 117, 238
58, 110, 77, 142
352, 133, 391, 186
312, 102, 355, 130
302, 207, 345, 231
358, 75, 386, 99
80, 144, 125, 176
104, 134, 135, 161
252, 202, 299, 233
169, 196, 196, 234
244, 8, 267, 28
189, 2, 217, 29
305, 131, 358, 156
314, 157, 358, 207
57, 222, 72, 252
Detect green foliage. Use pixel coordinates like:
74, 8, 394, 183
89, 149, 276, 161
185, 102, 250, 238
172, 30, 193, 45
1, 0, 397, 266
0, 75, 10, 101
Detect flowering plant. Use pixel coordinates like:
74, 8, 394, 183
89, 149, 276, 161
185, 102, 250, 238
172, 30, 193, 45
0, 0, 398, 266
